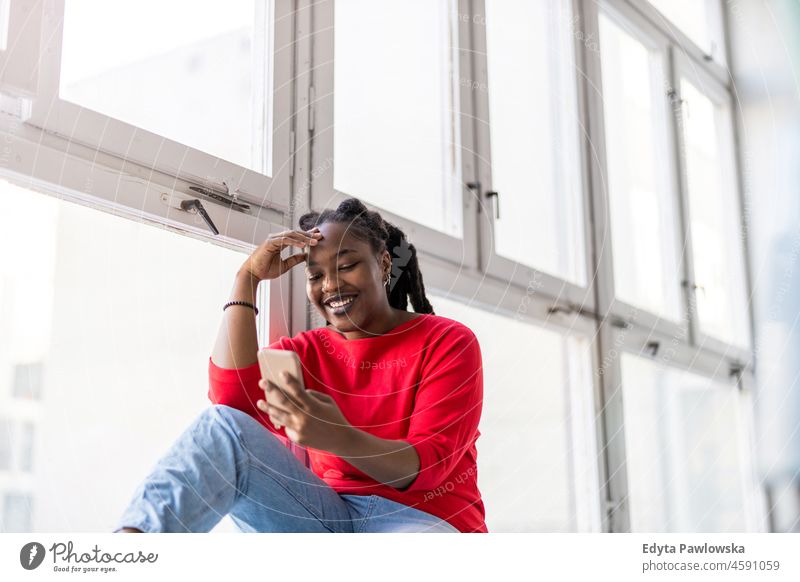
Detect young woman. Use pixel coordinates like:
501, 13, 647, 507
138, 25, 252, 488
115, 197, 486, 533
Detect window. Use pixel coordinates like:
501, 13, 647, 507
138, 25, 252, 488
60, 0, 270, 172
0, 178, 252, 531
599, 13, 683, 321
621, 354, 752, 532
2, 492, 32, 532
12, 362, 43, 400
484, 0, 585, 285
0, 418, 10, 471
18, 422, 34, 473
333, 0, 462, 237
680, 78, 750, 347
431, 292, 600, 532
647, 0, 725, 62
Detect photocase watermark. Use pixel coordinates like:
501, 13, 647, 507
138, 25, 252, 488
18, 540, 158, 574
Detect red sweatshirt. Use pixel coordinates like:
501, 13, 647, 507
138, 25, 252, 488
207, 312, 487, 533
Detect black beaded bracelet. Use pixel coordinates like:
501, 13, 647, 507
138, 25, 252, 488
223, 300, 259, 316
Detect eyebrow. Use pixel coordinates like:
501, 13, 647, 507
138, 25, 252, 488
306, 248, 357, 268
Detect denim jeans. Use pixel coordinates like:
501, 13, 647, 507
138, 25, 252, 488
114, 404, 458, 533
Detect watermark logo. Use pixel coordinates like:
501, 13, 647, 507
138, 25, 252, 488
20, 542, 46, 570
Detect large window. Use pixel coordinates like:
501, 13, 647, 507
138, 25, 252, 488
333, 0, 462, 237
60, 0, 270, 173
621, 354, 756, 531
0, 0, 761, 533
0, 179, 252, 532
599, 12, 683, 321
680, 78, 750, 348
483, 0, 585, 285
432, 293, 600, 532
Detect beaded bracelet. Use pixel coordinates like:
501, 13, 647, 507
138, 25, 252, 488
223, 300, 259, 316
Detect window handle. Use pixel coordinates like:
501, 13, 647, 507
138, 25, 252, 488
180, 199, 219, 235
466, 182, 500, 219
486, 191, 500, 219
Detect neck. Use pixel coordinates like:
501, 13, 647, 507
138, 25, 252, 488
332, 307, 404, 340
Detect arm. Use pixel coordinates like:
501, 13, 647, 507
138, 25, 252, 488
211, 269, 261, 369
331, 429, 420, 490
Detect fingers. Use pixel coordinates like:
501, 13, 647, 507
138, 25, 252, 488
279, 252, 307, 274
266, 229, 323, 252
256, 399, 287, 429
274, 371, 312, 409
260, 379, 295, 413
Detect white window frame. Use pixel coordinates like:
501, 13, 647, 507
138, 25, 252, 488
592, 0, 692, 344
671, 49, 753, 366
470, 0, 597, 313
21, 0, 295, 214
308, 0, 481, 273
628, 0, 730, 83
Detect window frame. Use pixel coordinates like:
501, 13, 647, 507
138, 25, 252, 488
470, 0, 597, 313
671, 48, 753, 364
23, 0, 295, 214
307, 0, 481, 273
0, 0, 762, 533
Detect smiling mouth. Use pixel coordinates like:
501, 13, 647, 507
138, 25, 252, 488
325, 295, 358, 315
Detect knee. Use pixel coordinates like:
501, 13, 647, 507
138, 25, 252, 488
207, 405, 269, 443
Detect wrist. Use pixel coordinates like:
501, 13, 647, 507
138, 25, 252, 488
236, 268, 261, 285
329, 424, 363, 458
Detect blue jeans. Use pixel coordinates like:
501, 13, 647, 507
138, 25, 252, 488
114, 404, 458, 533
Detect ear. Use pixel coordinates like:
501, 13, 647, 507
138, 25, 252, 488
380, 249, 392, 277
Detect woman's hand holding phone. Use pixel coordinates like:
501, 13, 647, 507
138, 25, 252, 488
256, 372, 354, 454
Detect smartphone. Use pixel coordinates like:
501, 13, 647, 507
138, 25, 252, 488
257, 349, 306, 430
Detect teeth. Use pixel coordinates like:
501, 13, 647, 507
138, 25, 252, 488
329, 296, 355, 309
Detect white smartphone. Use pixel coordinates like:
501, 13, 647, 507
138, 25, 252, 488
257, 349, 306, 429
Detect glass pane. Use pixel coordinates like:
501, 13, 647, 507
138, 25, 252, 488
60, 0, 270, 173
599, 14, 683, 321
431, 293, 599, 532
647, 0, 724, 61
485, 0, 585, 285
12, 362, 43, 399
621, 354, 751, 531
18, 422, 34, 473
333, 0, 462, 237
2, 492, 32, 532
0, 179, 250, 532
681, 80, 750, 347
0, 419, 10, 470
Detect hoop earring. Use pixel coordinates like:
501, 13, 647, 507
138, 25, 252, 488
384, 273, 391, 287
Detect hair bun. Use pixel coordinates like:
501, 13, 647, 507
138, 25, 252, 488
336, 198, 369, 217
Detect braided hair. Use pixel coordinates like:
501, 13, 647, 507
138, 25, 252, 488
298, 197, 435, 315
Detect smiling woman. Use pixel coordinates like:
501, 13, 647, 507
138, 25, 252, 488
298, 197, 434, 339
115, 197, 487, 533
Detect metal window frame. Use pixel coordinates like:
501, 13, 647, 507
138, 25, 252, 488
22, 0, 295, 214
420, 251, 604, 532
592, 0, 693, 344
470, 0, 597, 313
671, 48, 753, 366
307, 0, 481, 274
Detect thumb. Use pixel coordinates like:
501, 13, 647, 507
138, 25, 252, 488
281, 252, 307, 273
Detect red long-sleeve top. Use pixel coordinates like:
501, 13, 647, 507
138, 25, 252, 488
207, 312, 487, 533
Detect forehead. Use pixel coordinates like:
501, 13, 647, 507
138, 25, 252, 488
306, 222, 373, 268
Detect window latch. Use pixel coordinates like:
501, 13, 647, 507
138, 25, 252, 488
467, 182, 500, 219
180, 199, 219, 235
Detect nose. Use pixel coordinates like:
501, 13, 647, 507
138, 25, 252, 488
320, 271, 342, 295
